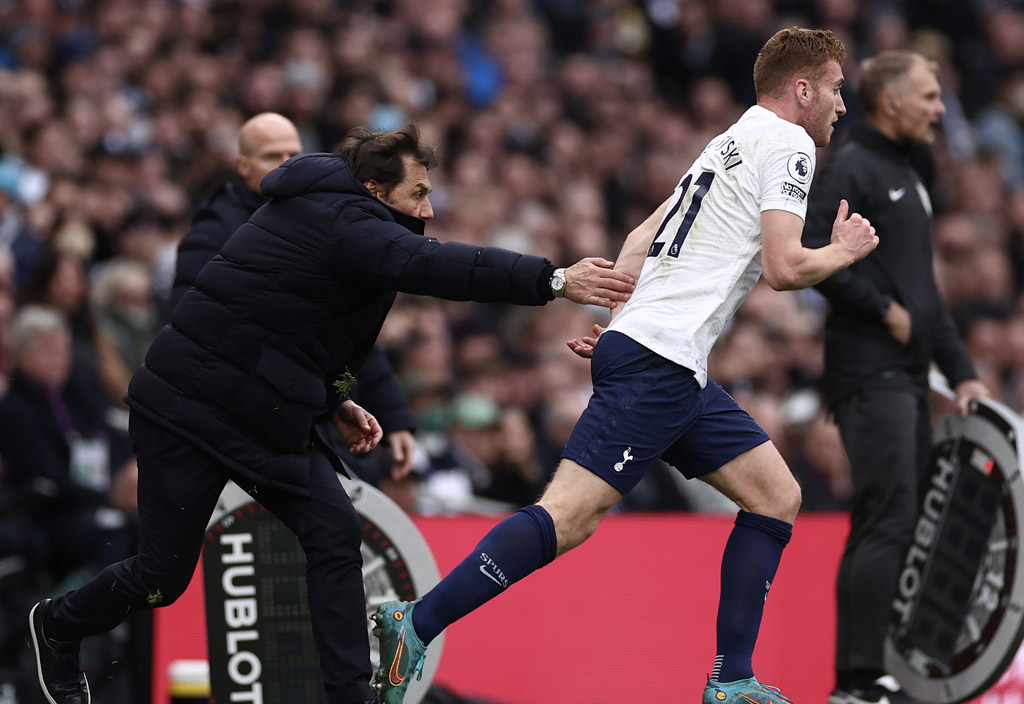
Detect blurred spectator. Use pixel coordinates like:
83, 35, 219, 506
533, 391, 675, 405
0, 157, 47, 288
488, 406, 545, 504
0, 304, 142, 700
787, 413, 852, 511
0, 305, 135, 584
0, 249, 15, 392
413, 392, 512, 514
17, 249, 114, 416
89, 258, 158, 408
973, 70, 1024, 189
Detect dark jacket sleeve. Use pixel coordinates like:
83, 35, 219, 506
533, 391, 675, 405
803, 163, 892, 320
350, 345, 415, 433
331, 203, 556, 305
169, 212, 233, 312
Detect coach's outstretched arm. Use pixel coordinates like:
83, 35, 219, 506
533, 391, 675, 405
331, 207, 635, 309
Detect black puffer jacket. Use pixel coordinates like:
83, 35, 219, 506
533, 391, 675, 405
169, 172, 417, 475
127, 153, 556, 495
169, 175, 266, 313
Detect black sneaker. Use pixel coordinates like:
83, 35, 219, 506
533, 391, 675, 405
28, 600, 90, 704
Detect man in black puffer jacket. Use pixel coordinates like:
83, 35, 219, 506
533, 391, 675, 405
170, 112, 417, 484
29, 124, 635, 704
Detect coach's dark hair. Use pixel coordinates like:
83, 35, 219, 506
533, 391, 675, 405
335, 124, 439, 195
859, 51, 937, 117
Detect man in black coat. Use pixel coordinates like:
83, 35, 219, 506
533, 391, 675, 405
803, 52, 989, 704
170, 112, 416, 483
29, 124, 635, 704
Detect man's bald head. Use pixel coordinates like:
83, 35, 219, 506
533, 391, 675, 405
236, 112, 302, 195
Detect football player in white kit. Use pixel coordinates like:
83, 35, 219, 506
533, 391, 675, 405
375, 27, 879, 704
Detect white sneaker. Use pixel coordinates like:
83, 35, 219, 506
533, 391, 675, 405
874, 675, 922, 704
875, 675, 901, 693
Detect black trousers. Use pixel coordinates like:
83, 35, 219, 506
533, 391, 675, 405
47, 413, 373, 704
833, 388, 932, 674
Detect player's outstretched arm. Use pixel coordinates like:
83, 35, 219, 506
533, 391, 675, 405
565, 195, 670, 316
564, 196, 672, 357
606, 196, 672, 293
761, 199, 877, 290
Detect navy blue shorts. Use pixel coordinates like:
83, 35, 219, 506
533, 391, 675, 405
561, 331, 771, 494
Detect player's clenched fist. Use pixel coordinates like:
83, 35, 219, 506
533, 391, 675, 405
831, 198, 879, 263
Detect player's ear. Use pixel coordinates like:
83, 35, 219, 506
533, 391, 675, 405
795, 78, 811, 106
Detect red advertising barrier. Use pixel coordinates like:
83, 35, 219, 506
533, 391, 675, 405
152, 513, 1024, 703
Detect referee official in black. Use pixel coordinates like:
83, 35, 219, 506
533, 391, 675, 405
803, 51, 989, 704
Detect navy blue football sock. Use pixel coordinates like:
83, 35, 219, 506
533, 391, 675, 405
711, 510, 792, 683
412, 504, 557, 645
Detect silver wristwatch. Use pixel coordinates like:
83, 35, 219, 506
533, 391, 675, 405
549, 267, 567, 298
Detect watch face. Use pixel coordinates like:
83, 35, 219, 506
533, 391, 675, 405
886, 399, 1024, 703
203, 478, 443, 704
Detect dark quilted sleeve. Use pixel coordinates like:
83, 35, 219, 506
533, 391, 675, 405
169, 211, 235, 312
331, 203, 556, 306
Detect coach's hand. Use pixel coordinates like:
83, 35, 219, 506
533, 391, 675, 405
954, 379, 991, 417
386, 429, 417, 479
567, 323, 606, 359
564, 258, 634, 309
883, 300, 912, 345
334, 400, 383, 454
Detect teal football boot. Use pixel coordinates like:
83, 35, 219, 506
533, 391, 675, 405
703, 676, 794, 703
371, 601, 427, 704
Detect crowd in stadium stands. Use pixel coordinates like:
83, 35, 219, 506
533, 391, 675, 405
0, 0, 1022, 691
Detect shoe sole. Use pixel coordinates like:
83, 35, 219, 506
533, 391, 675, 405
28, 601, 90, 704
29, 602, 59, 704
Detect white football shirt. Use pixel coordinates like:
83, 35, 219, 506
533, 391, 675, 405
607, 105, 816, 387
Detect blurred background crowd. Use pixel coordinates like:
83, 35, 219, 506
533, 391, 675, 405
0, 0, 1022, 696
